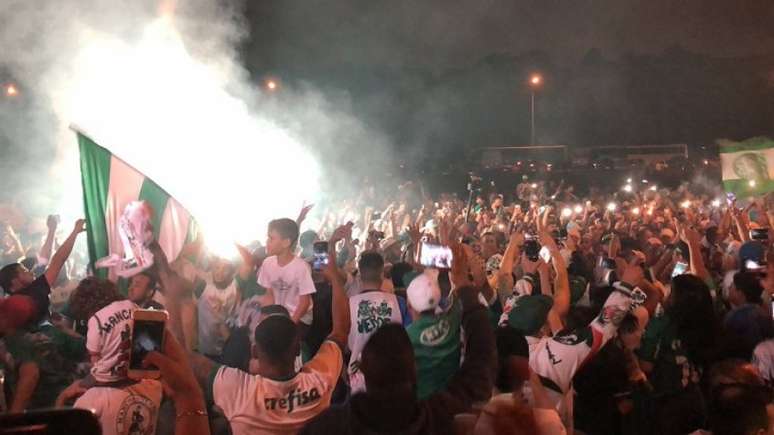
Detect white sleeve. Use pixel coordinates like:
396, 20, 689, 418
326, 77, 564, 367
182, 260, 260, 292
257, 263, 271, 289
297, 262, 316, 296
86, 315, 101, 355
212, 366, 257, 419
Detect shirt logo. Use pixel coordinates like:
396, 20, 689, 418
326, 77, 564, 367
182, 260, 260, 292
356, 300, 393, 334
420, 319, 451, 346
98, 308, 132, 336
116, 394, 156, 435
264, 388, 322, 413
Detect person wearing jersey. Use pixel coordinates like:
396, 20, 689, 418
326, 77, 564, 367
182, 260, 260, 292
499, 232, 647, 429
347, 251, 404, 393
184, 240, 349, 435
73, 297, 163, 435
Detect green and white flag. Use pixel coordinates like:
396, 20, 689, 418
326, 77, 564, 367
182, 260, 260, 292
719, 136, 774, 196
77, 130, 197, 280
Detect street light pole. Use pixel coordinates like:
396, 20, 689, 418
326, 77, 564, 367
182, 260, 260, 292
530, 90, 535, 146
528, 73, 542, 145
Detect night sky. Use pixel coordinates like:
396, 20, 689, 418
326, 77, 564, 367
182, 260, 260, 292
244, 0, 774, 72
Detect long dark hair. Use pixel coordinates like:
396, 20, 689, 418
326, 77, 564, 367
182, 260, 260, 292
665, 274, 718, 365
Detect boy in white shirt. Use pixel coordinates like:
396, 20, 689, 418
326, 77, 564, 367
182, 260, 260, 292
259, 218, 316, 325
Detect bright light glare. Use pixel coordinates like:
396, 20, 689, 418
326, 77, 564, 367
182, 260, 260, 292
561, 208, 572, 218
750, 180, 757, 187
632, 207, 640, 215
530, 74, 542, 85
626, 178, 632, 183
5, 84, 18, 96
650, 185, 658, 191
266, 80, 277, 91
531, 183, 538, 189
573, 205, 583, 214
54, 19, 319, 257
711, 199, 721, 207
681, 200, 691, 209
607, 202, 617, 212
623, 184, 632, 192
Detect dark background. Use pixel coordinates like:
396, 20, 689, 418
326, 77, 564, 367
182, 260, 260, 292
241, 0, 774, 169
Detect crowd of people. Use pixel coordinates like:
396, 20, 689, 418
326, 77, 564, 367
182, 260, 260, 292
2, 173, 774, 435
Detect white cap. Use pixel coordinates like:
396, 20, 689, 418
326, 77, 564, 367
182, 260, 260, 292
407, 269, 442, 312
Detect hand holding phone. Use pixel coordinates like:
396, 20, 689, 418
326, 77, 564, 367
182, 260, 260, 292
129, 309, 168, 380
313, 241, 330, 271
420, 243, 454, 269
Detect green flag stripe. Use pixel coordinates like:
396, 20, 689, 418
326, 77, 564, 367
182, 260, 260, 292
719, 140, 774, 154
138, 178, 170, 241
722, 178, 774, 196
78, 133, 112, 279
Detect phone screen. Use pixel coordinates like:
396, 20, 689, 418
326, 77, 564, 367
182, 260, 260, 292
420, 243, 454, 268
313, 241, 329, 271
539, 246, 552, 263
130, 319, 165, 370
671, 262, 688, 278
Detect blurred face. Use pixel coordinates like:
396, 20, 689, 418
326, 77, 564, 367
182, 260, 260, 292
212, 259, 235, 289
482, 235, 498, 259
265, 229, 290, 256
128, 274, 153, 303
11, 265, 34, 291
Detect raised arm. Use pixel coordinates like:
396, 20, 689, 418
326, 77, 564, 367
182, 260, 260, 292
37, 215, 59, 266
678, 224, 710, 283
497, 232, 524, 296
45, 219, 85, 286
540, 232, 570, 334
322, 242, 350, 347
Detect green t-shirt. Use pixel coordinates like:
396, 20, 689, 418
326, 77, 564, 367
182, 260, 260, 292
406, 301, 463, 400
4, 324, 85, 409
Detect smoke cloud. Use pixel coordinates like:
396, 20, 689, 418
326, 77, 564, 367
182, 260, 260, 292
0, 0, 395, 254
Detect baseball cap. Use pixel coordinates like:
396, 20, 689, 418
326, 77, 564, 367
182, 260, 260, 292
503, 294, 554, 336
407, 269, 442, 312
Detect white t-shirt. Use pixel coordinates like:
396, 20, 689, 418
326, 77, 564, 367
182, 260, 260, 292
88, 300, 138, 382
258, 256, 316, 324
74, 379, 163, 435
347, 290, 402, 392
197, 277, 239, 356
212, 340, 343, 435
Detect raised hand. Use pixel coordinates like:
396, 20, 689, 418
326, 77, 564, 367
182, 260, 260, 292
73, 219, 86, 234
296, 202, 314, 225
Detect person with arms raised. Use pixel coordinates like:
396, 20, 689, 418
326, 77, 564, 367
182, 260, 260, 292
0, 218, 86, 324
182, 231, 349, 434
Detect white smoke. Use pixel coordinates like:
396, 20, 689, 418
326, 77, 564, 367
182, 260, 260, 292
0, 0, 389, 256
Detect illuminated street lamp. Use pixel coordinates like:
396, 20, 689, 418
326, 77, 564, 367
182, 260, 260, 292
265, 79, 278, 91
5, 83, 18, 97
528, 74, 542, 145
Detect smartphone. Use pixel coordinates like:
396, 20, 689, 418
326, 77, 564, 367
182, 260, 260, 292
750, 228, 769, 241
128, 309, 167, 380
524, 238, 541, 262
420, 243, 454, 269
671, 262, 688, 278
726, 192, 736, 206
371, 212, 381, 220
313, 241, 330, 271
539, 246, 552, 264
